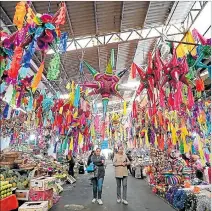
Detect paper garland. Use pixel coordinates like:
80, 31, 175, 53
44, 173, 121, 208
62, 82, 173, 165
47, 53, 61, 80
31, 62, 44, 92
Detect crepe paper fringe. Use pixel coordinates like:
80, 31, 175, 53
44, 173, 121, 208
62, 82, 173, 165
47, 53, 60, 80
31, 62, 45, 92
13, 2, 26, 30
73, 85, 80, 108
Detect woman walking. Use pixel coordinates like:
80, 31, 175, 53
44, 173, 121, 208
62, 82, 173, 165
113, 146, 131, 205
91, 148, 105, 205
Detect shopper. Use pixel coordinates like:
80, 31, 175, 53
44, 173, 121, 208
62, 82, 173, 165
66, 152, 75, 177
91, 148, 105, 205
126, 151, 133, 175
87, 150, 95, 166
87, 150, 95, 185
113, 146, 130, 205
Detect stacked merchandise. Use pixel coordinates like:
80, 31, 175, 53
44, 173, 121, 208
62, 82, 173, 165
28, 177, 56, 209
145, 146, 211, 211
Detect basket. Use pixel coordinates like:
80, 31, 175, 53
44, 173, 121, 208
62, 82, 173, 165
19, 164, 36, 170
3, 152, 20, 158
0, 161, 14, 169
14, 159, 23, 164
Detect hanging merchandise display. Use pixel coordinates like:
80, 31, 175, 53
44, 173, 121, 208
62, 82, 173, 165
79, 49, 131, 118
118, 29, 211, 211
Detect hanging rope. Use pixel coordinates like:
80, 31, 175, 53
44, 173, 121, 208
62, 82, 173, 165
48, 1, 51, 13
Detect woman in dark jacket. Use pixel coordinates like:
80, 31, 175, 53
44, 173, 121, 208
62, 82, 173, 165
66, 152, 75, 177
91, 148, 105, 205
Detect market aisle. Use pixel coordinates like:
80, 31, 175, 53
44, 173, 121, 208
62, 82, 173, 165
51, 161, 175, 211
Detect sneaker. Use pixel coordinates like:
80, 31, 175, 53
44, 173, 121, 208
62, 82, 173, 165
117, 199, 121, 203
122, 200, 128, 205
92, 198, 97, 203
97, 199, 103, 205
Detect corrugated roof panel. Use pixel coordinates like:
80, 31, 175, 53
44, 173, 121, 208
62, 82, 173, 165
66, 2, 96, 37
121, 1, 149, 30
169, 1, 194, 24
116, 40, 138, 84
144, 1, 173, 27
96, 2, 122, 34
133, 39, 156, 66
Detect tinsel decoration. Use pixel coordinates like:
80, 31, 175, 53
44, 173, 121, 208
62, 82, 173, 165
123, 101, 127, 115
201, 45, 211, 58
42, 96, 54, 112
26, 6, 35, 24
47, 53, 60, 80
48, 110, 54, 123
74, 85, 80, 108
26, 92, 33, 112
7, 46, 23, 79
187, 86, 194, 109
52, 2, 66, 26
0, 82, 6, 94
53, 142, 58, 153
192, 28, 211, 46
187, 53, 196, 67
131, 63, 137, 79
59, 32, 68, 53
196, 78, 205, 92
13, 1, 26, 30
31, 62, 44, 92
3, 104, 10, 119
173, 190, 187, 210
62, 137, 68, 150
19, 66, 29, 78
132, 100, 137, 118
22, 27, 44, 68
0, 60, 6, 77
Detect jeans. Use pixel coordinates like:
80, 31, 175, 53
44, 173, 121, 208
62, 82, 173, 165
116, 177, 128, 200
68, 167, 74, 177
92, 178, 104, 199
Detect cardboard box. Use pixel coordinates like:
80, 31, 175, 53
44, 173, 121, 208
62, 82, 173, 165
29, 188, 53, 209
30, 177, 56, 191
18, 201, 48, 211
16, 189, 29, 201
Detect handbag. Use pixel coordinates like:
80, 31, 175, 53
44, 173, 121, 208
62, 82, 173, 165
86, 162, 95, 173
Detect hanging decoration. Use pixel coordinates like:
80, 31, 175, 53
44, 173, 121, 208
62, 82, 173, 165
79, 49, 128, 117
47, 53, 61, 80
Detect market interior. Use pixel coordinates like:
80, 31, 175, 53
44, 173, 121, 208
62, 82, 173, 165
0, 1, 211, 211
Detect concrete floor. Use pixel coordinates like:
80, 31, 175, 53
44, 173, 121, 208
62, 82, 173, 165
51, 162, 175, 211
